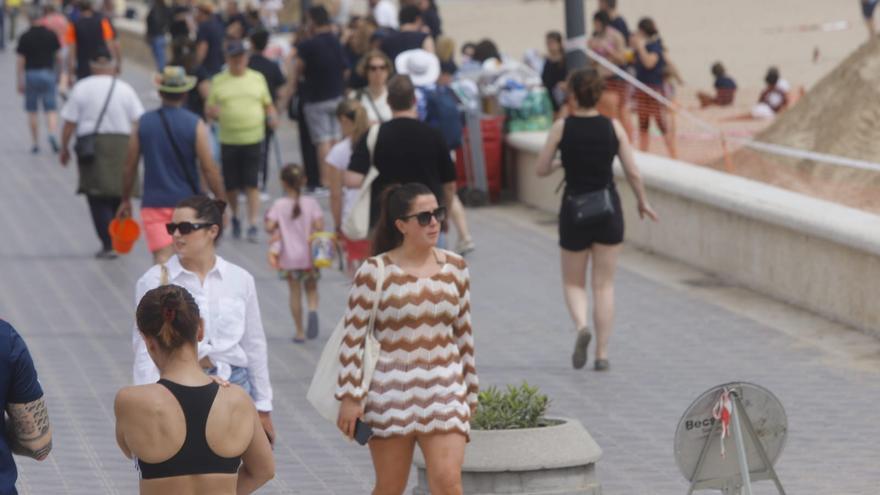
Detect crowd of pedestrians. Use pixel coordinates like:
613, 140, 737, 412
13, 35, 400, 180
0, 1, 672, 493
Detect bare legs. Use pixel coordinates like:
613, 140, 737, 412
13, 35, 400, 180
590, 243, 621, 360
449, 195, 473, 252
369, 433, 465, 495
245, 186, 260, 227
27, 111, 57, 151
287, 276, 318, 341
370, 435, 415, 495
561, 247, 590, 331
560, 243, 621, 361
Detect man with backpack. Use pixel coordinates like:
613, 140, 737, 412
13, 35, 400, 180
117, 66, 227, 263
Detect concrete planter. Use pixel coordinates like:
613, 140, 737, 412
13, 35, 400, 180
412, 417, 602, 494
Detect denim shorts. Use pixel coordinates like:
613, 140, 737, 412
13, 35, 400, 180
303, 97, 343, 144
24, 69, 57, 112
208, 365, 252, 397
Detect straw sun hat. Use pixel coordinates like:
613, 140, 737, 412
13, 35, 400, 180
154, 66, 197, 93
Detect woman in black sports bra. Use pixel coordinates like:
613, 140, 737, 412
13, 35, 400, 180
536, 68, 658, 373
114, 285, 274, 494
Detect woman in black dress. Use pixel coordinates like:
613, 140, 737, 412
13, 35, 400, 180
536, 68, 658, 371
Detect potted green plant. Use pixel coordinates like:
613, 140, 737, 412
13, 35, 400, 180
412, 382, 603, 494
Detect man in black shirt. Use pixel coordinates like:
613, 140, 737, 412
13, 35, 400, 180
346, 74, 456, 229
380, 5, 434, 63
194, 0, 225, 78
66, 0, 120, 81
145, 0, 170, 71
17, 8, 62, 154
295, 5, 347, 189
248, 29, 285, 190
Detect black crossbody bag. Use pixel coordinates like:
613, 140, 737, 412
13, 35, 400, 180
158, 109, 200, 195
75, 77, 117, 164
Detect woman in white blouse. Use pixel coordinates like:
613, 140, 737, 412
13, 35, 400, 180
352, 50, 393, 124
132, 195, 275, 443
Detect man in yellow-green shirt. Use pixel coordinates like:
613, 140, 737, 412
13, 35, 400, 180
206, 40, 278, 242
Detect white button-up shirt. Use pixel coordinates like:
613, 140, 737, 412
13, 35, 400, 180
132, 255, 273, 411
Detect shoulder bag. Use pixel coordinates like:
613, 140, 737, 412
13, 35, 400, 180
75, 77, 117, 165
341, 124, 380, 240
307, 255, 385, 424
158, 108, 200, 195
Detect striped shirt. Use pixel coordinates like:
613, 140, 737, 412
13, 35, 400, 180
335, 252, 478, 437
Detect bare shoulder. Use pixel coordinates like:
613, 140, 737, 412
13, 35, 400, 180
114, 384, 169, 417
215, 384, 257, 421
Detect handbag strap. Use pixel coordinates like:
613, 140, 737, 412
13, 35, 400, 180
158, 108, 199, 195
361, 90, 386, 123
93, 77, 117, 135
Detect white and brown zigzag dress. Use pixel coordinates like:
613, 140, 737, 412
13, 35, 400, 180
335, 252, 479, 438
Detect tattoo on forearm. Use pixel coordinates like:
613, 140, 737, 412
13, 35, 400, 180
6, 398, 52, 460
9, 399, 50, 440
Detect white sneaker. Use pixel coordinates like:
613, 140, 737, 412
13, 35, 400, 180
456, 237, 476, 256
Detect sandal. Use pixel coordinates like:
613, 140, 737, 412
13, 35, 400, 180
571, 328, 592, 370
594, 359, 610, 372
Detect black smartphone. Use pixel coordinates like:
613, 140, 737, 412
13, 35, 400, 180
354, 419, 373, 446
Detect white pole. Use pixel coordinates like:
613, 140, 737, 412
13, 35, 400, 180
730, 394, 754, 495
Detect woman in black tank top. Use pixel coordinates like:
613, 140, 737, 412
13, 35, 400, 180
114, 285, 274, 494
536, 68, 658, 372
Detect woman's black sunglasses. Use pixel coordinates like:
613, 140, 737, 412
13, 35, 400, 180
165, 222, 215, 235
400, 207, 447, 226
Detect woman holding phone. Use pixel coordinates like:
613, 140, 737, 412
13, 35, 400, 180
116, 284, 274, 494
335, 183, 478, 495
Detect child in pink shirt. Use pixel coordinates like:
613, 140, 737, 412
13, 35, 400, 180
266, 164, 325, 342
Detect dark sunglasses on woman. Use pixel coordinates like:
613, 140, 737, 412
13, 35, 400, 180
166, 222, 215, 235
400, 207, 447, 226
368, 64, 388, 72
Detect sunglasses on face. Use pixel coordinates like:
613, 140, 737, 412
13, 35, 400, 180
165, 222, 215, 235
400, 207, 447, 226
368, 64, 389, 72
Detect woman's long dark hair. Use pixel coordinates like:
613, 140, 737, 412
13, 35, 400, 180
370, 183, 434, 255
136, 285, 200, 350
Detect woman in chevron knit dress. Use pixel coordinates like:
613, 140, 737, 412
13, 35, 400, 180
335, 183, 478, 495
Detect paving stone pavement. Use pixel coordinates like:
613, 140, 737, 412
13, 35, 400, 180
1, 48, 879, 495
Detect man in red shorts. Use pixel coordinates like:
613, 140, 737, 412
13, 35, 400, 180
118, 66, 226, 263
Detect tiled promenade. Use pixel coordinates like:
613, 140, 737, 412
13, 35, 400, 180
0, 49, 878, 494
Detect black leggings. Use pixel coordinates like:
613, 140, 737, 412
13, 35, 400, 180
86, 195, 120, 251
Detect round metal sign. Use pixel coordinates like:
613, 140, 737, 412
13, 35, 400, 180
674, 382, 787, 490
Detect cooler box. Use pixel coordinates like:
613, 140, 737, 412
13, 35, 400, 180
455, 115, 505, 202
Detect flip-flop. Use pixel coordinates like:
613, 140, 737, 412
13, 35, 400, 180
571, 328, 592, 370
594, 359, 610, 371
293, 337, 306, 344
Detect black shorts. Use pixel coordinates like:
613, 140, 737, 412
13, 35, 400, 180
558, 188, 625, 251
221, 142, 263, 190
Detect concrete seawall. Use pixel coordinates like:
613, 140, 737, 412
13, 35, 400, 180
508, 131, 880, 336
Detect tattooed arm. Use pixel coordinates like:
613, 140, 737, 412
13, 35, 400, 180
5, 397, 52, 461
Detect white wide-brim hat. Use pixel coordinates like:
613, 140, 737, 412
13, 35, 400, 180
395, 49, 441, 87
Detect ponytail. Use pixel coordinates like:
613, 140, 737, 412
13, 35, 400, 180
280, 164, 305, 219
370, 182, 434, 255
137, 285, 200, 350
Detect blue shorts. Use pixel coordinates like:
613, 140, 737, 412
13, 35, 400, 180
24, 69, 57, 113
863, 0, 878, 19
